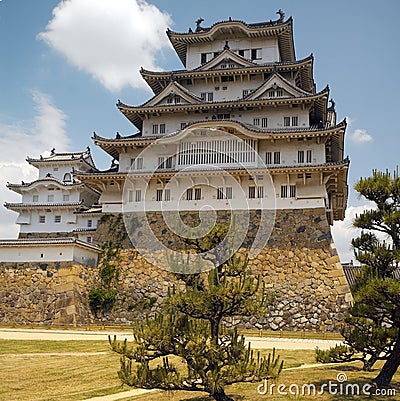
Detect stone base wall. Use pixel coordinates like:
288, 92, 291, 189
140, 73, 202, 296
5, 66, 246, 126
0, 208, 352, 331
19, 232, 73, 239
92, 208, 353, 332
0, 262, 97, 326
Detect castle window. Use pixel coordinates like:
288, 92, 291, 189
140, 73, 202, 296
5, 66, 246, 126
128, 190, 133, 203
238, 49, 249, 58
251, 48, 262, 60
87, 219, 93, 228
266, 152, 272, 164
33, 195, 39, 203
47, 194, 54, 202
201, 52, 212, 64
160, 124, 166, 134
201, 92, 213, 101
257, 186, 264, 198
306, 173, 312, 179
39, 215, 46, 223
175, 96, 181, 104
186, 188, 193, 201
229, 64, 235, 68
217, 187, 232, 200
220, 64, 227, 69
243, 89, 249, 97
249, 186, 256, 199
54, 167, 59, 172
194, 188, 202, 200
298, 150, 305, 163
261, 117, 268, 128
292, 116, 298, 126
152, 124, 159, 135
253, 118, 260, 126
284, 117, 290, 127
156, 189, 163, 202
306, 150, 312, 163
281, 185, 296, 198
63, 194, 69, 201
157, 156, 173, 170
54, 215, 61, 223
277, 90, 283, 97
268, 90, 275, 97
274, 151, 281, 164
63, 173, 72, 182
135, 190, 142, 202
221, 75, 234, 82
86, 236, 92, 243
164, 189, 171, 201
166, 97, 173, 104
136, 157, 144, 169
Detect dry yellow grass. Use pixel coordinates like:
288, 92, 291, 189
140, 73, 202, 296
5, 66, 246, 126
0, 340, 399, 401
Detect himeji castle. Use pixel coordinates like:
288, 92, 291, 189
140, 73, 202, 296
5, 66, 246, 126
77, 12, 348, 227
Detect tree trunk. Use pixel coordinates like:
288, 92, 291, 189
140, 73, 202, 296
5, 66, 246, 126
373, 332, 400, 387
210, 319, 220, 346
212, 388, 234, 401
362, 355, 377, 371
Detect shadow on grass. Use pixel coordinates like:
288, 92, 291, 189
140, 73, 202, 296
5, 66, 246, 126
178, 396, 245, 401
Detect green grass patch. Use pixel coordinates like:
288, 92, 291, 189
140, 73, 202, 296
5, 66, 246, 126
0, 339, 109, 354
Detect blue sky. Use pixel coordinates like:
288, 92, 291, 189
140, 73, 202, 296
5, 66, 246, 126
0, 0, 399, 261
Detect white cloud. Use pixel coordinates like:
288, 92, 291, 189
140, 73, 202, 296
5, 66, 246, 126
331, 202, 378, 263
0, 91, 70, 238
349, 128, 373, 143
38, 0, 173, 92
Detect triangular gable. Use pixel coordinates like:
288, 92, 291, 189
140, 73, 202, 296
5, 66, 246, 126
196, 49, 257, 71
143, 81, 202, 107
245, 72, 311, 100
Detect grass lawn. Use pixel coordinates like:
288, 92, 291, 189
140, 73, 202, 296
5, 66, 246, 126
0, 340, 399, 401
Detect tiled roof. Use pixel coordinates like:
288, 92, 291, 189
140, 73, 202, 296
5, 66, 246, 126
0, 237, 101, 252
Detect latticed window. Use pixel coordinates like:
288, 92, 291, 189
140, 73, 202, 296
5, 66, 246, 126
194, 188, 202, 200
249, 186, 256, 199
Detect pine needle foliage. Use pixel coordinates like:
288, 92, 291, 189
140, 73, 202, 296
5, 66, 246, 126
109, 224, 282, 401
343, 169, 400, 387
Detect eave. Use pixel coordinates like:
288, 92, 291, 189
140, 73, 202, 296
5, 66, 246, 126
91, 118, 346, 161
0, 237, 102, 252
4, 201, 84, 212
141, 55, 315, 95
118, 85, 329, 131
7, 178, 83, 194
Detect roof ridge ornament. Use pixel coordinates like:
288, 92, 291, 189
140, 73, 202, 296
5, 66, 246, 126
277, 9, 285, 23
224, 40, 230, 50
195, 17, 204, 32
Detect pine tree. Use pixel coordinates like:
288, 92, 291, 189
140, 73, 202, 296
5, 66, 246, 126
109, 224, 283, 401
345, 169, 400, 388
